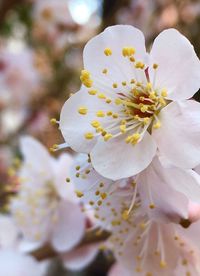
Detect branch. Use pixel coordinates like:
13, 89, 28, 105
31, 228, 111, 261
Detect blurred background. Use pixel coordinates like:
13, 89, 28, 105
0, 0, 200, 275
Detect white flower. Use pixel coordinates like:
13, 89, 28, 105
11, 136, 85, 253
60, 25, 200, 180
0, 214, 47, 276
0, 48, 40, 108
94, 189, 200, 275
70, 154, 200, 225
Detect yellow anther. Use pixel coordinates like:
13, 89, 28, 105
83, 79, 93, 88
76, 165, 80, 170
143, 117, 150, 125
99, 182, 104, 188
131, 133, 141, 145
50, 118, 57, 125
130, 79, 135, 84
146, 82, 152, 90
135, 61, 145, 69
97, 200, 102, 206
96, 127, 103, 133
106, 98, 112, 104
132, 89, 139, 97
115, 98, 122, 105
111, 220, 121, 226
182, 259, 188, 266
153, 121, 161, 129
91, 120, 100, 128
122, 81, 127, 86
161, 89, 168, 97
112, 113, 118, 119
98, 93, 106, 99
140, 223, 146, 229
159, 98, 166, 106
125, 136, 132, 144
120, 119, 126, 125
149, 203, 155, 209
104, 48, 112, 56
106, 111, 113, 116
101, 130, 107, 136
81, 69, 90, 78
153, 63, 158, 69
160, 261, 167, 268
129, 56, 135, 62
80, 70, 93, 87
75, 190, 84, 198
135, 267, 142, 272
149, 91, 156, 100
49, 147, 55, 153
88, 89, 97, 95
140, 105, 148, 113
120, 125, 126, 133
52, 144, 58, 150
102, 68, 108, 74
84, 132, 94, 140
104, 133, 113, 141
95, 190, 100, 196
96, 110, 105, 117
78, 107, 88, 115
113, 83, 118, 88
122, 210, 129, 220
122, 47, 135, 57
89, 201, 94, 206
100, 193, 107, 200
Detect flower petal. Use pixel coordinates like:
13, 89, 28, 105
149, 29, 200, 100
153, 101, 200, 169
138, 157, 189, 223
62, 244, 98, 271
83, 25, 147, 93
141, 156, 200, 204
91, 132, 157, 180
60, 88, 113, 153
51, 200, 85, 252
20, 136, 52, 176
108, 263, 131, 276
52, 153, 77, 202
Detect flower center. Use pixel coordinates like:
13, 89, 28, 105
79, 46, 169, 146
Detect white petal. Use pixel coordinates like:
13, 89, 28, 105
145, 156, 200, 203
138, 157, 189, 223
53, 153, 77, 202
194, 164, 200, 174
20, 136, 52, 176
84, 25, 147, 93
62, 244, 98, 271
91, 132, 157, 180
0, 250, 47, 276
188, 201, 200, 222
108, 263, 131, 276
0, 215, 19, 248
153, 101, 200, 169
176, 221, 200, 251
60, 88, 112, 153
149, 29, 200, 100
51, 200, 85, 252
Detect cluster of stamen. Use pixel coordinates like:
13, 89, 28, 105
78, 46, 169, 146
